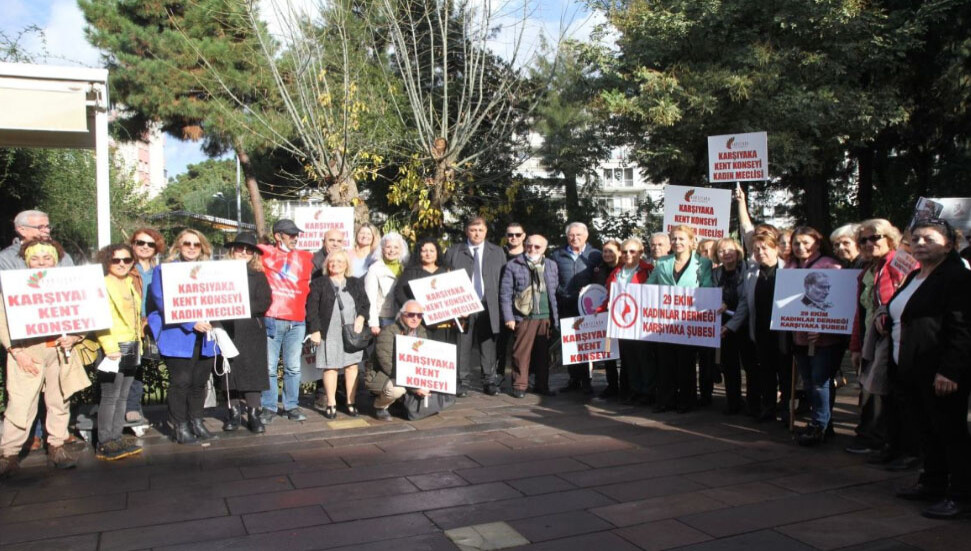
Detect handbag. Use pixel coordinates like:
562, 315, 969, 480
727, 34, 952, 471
142, 331, 161, 362
117, 340, 142, 370
335, 287, 372, 353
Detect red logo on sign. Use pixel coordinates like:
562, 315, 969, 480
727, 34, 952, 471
611, 293, 638, 329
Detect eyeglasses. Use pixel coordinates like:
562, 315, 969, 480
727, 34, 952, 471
858, 234, 884, 244
133, 239, 157, 249
231, 247, 255, 255
525, 244, 543, 250
110, 257, 134, 265
402, 312, 423, 319
22, 224, 53, 231
622, 250, 641, 255
506, 232, 524, 238
181, 241, 202, 249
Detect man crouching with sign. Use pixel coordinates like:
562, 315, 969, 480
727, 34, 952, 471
499, 235, 559, 398
367, 300, 438, 420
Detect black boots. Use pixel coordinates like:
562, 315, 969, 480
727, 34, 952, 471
174, 422, 198, 444
190, 418, 217, 441
223, 404, 241, 432
246, 407, 265, 434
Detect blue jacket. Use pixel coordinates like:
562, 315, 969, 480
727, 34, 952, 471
647, 252, 714, 288
550, 245, 602, 317
147, 263, 216, 359
499, 255, 560, 328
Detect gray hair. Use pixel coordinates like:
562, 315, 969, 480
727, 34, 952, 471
830, 224, 859, 242
14, 210, 47, 227
398, 299, 423, 314
650, 232, 669, 242
565, 222, 588, 235
371, 231, 411, 265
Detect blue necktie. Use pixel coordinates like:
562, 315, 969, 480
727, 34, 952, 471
472, 246, 483, 299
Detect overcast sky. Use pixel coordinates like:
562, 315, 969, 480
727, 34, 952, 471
3, 0, 602, 179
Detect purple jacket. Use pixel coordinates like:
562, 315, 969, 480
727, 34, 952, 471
499, 255, 560, 328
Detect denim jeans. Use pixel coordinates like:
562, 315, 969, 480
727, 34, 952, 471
795, 345, 837, 428
262, 318, 306, 412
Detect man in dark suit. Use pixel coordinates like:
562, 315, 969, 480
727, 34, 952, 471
444, 216, 505, 396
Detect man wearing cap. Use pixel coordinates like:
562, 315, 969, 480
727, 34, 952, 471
256, 220, 314, 422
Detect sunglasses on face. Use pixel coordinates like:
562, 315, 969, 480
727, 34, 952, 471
231, 247, 255, 255
181, 241, 202, 249
133, 239, 157, 249
858, 234, 884, 244
525, 244, 543, 250
402, 312, 423, 319
506, 232, 524, 238
111, 257, 134, 265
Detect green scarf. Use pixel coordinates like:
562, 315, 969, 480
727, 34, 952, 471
384, 259, 403, 277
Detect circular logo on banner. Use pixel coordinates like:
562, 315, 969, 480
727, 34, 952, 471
578, 284, 608, 315
610, 293, 638, 329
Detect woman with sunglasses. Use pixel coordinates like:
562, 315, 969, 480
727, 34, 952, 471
219, 232, 272, 433
147, 229, 218, 444
602, 238, 654, 404
93, 244, 143, 460
124, 228, 165, 424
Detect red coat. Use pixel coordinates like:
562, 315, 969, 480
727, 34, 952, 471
596, 260, 654, 312
258, 244, 314, 321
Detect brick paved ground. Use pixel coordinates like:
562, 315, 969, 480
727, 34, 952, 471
1, 371, 967, 550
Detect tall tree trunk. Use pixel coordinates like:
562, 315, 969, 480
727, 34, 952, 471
234, 144, 266, 237
801, 172, 832, 235
856, 147, 874, 218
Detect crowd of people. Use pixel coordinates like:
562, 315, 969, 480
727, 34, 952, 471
0, 199, 969, 520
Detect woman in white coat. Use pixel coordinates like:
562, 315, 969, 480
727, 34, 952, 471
364, 232, 410, 335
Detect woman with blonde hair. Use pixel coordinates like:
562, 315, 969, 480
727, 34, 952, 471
350, 223, 382, 277
147, 229, 218, 444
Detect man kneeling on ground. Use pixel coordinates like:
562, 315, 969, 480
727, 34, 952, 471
367, 300, 430, 420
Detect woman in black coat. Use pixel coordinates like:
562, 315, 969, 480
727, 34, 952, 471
393, 237, 455, 343
220, 233, 272, 433
886, 220, 971, 519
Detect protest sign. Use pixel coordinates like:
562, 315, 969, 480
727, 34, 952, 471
662, 184, 733, 239
770, 269, 861, 335
394, 335, 457, 394
293, 206, 354, 251
606, 283, 722, 348
929, 197, 971, 235
407, 270, 484, 325
889, 250, 918, 276
708, 131, 769, 182
907, 197, 945, 230
160, 260, 251, 324
561, 314, 619, 365
578, 284, 608, 315
0, 265, 112, 340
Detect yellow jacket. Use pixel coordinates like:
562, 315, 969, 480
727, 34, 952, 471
96, 275, 142, 355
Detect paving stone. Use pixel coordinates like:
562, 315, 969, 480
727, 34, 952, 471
327, 532, 461, 551
155, 512, 437, 551
612, 519, 713, 550
669, 529, 816, 551
561, 452, 753, 488
835, 540, 921, 551
289, 455, 479, 488
591, 491, 727, 528
242, 504, 331, 534
594, 475, 707, 503
455, 457, 589, 484
6, 474, 149, 505
325, 482, 522, 522
226, 476, 419, 515
509, 510, 614, 542
427, 489, 616, 530
677, 493, 866, 537
148, 465, 243, 489
128, 475, 293, 507
408, 472, 470, 491
98, 516, 246, 551
237, 456, 349, 479
0, 490, 17, 507
682, 460, 802, 488
777, 506, 943, 550
698, 481, 798, 506
897, 522, 971, 551
508, 531, 642, 550
464, 437, 634, 467
348, 440, 508, 467
507, 475, 578, 496
772, 465, 910, 494
0, 491, 126, 524
0, 534, 99, 551
445, 521, 530, 550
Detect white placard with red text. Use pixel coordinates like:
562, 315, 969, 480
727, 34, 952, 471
394, 335, 457, 394
160, 260, 251, 324
770, 269, 861, 334
0, 265, 112, 340
606, 283, 722, 348
561, 314, 619, 365
408, 270, 484, 325
889, 250, 918, 276
708, 131, 769, 182
293, 206, 354, 251
662, 184, 733, 239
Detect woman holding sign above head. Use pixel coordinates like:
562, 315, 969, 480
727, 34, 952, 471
219, 232, 272, 434
602, 238, 654, 403
307, 250, 370, 419
785, 226, 841, 446
0, 239, 87, 477
393, 237, 454, 343
147, 229, 218, 445
648, 226, 713, 413
365, 232, 410, 335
